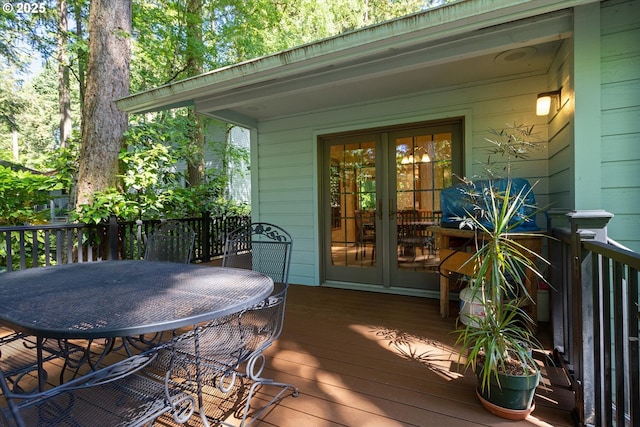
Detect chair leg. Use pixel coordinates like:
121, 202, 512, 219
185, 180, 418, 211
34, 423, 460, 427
240, 378, 299, 426
238, 353, 299, 427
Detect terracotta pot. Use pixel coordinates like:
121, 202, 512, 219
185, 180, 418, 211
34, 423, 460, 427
476, 388, 536, 420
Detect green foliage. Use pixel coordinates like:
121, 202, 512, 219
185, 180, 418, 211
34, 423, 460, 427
4, 0, 439, 224
73, 114, 250, 223
455, 182, 547, 391
0, 165, 63, 225
481, 123, 541, 180
71, 188, 133, 224
454, 123, 550, 395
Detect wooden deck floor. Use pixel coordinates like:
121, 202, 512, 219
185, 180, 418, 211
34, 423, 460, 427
1, 284, 575, 426
242, 284, 575, 427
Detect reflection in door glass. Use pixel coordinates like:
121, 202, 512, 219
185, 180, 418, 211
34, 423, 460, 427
330, 142, 377, 268
395, 133, 452, 271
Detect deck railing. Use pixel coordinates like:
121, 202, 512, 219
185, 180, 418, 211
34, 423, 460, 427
0, 213, 250, 272
549, 210, 640, 427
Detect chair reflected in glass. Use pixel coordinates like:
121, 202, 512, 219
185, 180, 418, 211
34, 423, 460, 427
354, 210, 376, 265
397, 209, 435, 264
144, 221, 196, 264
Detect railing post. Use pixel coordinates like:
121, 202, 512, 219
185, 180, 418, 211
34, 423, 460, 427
567, 210, 614, 427
109, 215, 119, 261
547, 208, 572, 353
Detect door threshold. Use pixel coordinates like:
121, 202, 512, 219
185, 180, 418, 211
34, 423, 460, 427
322, 281, 440, 299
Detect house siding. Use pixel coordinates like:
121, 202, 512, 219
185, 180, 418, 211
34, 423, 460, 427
175, 120, 251, 204
244, 0, 640, 286
600, 0, 640, 252
255, 75, 552, 286
547, 36, 574, 219
546, 0, 639, 252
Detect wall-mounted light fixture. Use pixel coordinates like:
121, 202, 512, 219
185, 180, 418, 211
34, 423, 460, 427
536, 88, 562, 116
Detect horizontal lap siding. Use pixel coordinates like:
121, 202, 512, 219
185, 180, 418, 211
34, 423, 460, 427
254, 129, 317, 286
257, 74, 553, 286
601, 0, 640, 252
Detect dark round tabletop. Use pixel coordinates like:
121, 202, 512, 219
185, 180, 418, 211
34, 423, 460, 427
0, 261, 273, 339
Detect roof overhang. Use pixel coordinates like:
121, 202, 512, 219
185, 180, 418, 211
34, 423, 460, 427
117, 0, 598, 127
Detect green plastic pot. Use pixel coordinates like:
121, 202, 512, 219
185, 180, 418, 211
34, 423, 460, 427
476, 368, 540, 411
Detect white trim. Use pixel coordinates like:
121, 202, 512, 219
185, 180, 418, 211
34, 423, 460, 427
322, 281, 449, 300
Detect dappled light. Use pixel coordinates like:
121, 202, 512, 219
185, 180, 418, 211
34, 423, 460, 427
348, 324, 464, 381
257, 284, 575, 425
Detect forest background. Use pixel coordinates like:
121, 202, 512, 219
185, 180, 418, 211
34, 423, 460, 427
0, 0, 447, 225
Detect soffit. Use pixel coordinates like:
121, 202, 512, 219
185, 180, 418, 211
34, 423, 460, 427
194, 11, 570, 124
117, 1, 587, 126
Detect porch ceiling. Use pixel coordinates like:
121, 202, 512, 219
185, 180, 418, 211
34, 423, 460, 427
117, 1, 584, 127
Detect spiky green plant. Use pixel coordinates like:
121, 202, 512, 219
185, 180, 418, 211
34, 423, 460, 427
455, 180, 549, 393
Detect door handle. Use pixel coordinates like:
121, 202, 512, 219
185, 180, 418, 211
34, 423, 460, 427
377, 199, 383, 220
389, 199, 396, 219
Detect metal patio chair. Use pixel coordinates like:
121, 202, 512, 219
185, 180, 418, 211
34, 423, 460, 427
397, 209, 431, 263
0, 337, 196, 427
178, 222, 299, 426
144, 221, 196, 264
354, 210, 376, 264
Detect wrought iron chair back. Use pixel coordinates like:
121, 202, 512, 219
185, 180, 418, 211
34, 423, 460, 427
222, 222, 292, 286
181, 222, 297, 426
144, 221, 196, 264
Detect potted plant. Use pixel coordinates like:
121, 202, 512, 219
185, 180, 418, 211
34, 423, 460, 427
453, 123, 549, 419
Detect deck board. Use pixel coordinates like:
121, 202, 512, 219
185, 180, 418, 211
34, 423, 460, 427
1, 284, 574, 426
252, 285, 574, 427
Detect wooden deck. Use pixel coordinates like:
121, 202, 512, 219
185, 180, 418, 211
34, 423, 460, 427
243, 284, 575, 427
1, 284, 575, 426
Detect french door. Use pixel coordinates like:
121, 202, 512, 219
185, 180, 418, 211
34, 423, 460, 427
322, 120, 462, 291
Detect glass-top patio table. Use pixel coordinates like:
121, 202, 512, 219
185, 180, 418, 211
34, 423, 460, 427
0, 260, 273, 389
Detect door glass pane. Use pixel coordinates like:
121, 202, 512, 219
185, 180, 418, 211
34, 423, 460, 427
329, 141, 377, 268
395, 132, 452, 271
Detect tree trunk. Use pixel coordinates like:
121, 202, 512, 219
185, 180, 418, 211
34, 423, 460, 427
76, 0, 131, 207
185, 0, 204, 188
74, 0, 85, 107
58, 0, 72, 148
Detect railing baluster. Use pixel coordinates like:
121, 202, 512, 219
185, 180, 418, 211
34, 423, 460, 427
613, 260, 625, 426
592, 251, 603, 427
629, 266, 639, 427
56, 229, 63, 264
18, 230, 26, 270
31, 230, 38, 267
66, 228, 74, 263
44, 229, 51, 266
78, 227, 84, 263
3, 231, 12, 272
600, 254, 613, 426
86, 226, 93, 261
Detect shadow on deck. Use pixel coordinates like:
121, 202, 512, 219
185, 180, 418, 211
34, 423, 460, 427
1, 284, 574, 426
